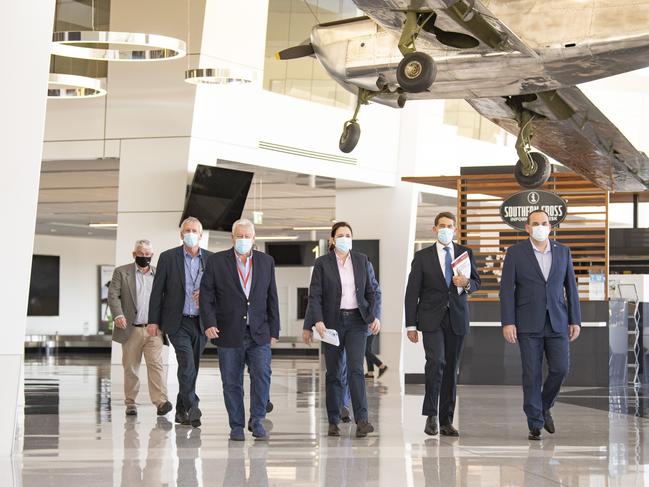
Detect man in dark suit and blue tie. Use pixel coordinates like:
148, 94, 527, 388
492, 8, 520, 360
200, 218, 280, 441
405, 212, 481, 437
500, 209, 582, 440
148, 217, 213, 428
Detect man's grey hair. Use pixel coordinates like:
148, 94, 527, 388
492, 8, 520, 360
231, 218, 255, 236
180, 216, 203, 233
134, 239, 152, 252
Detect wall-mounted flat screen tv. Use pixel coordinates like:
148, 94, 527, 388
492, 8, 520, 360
181, 164, 253, 232
28, 255, 60, 316
266, 241, 319, 266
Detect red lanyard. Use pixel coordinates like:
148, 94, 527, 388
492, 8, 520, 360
237, 258, 253, 289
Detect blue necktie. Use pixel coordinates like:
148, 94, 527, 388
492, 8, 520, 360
444, 247, 452, 287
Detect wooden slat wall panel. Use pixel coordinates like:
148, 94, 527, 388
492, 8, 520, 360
454, 172, 608, 302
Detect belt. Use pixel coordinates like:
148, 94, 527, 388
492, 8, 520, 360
132, 323, 146, 327
340, 308, 360, 316
183, 314, 199, 319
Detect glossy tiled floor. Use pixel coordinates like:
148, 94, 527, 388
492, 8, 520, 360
10, 351, 649, 486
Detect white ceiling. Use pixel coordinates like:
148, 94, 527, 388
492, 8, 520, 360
34, 158, 454, 242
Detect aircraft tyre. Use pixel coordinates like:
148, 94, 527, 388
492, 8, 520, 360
396, 52, 436, 93
514, 152, 551, 188
339, 121, 361, 153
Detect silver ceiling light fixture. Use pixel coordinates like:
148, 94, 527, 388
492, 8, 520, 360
47, 73, 107, 99
52, 31, 186, 62
51, 0, 185, 62
182, 0, 253, 85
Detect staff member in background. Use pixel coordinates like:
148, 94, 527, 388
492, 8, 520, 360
303, 222, 381, 438
148, 217, 213, 428
108, 239, 172, 417
201, 219, 280, 441
500, 209, 581, 440
405, 212, 480, 437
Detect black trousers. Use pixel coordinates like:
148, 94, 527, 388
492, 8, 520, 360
421, 311, 465, 425
167, 316, 207, 414
365, 334, 383, 372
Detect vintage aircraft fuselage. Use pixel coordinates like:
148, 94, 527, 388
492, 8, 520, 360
311, 0, 649, 106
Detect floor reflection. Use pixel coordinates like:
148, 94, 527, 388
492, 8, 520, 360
16, 347, 649, 486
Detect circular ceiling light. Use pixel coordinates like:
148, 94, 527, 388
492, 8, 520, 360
184, 68, 254, 85
51, 31, 186, 62
47, 73, 107, 99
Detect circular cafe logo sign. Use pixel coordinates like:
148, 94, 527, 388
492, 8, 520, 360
500, 190, 567, 231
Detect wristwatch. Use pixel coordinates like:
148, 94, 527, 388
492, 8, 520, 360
464, 282, 471, 292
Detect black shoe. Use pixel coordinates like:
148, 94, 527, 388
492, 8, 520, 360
543, 411, 555, 434
528, 428, 542, 441
377, 365, 388, 378
341, 406, 351, 423
266, 400, 274, 413
440, 424, 459, 437
356, 421, 374, 438
424, 416, 438, 436
156, 401, 173, 416
328, 424, 341, 437
182, 406, 202, 428
175, 411, 188, 424
125, 405, 137, 416
247, 418, 253, 432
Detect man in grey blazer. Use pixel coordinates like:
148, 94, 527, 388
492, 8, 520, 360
108, 239, 172, 417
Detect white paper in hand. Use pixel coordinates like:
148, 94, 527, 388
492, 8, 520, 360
312, 326, 340, 346
451, 251, 471, 295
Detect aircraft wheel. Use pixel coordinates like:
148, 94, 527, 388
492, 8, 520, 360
339, 121, 361, 153
396, 52, 436, 93
514, 152, 551, 188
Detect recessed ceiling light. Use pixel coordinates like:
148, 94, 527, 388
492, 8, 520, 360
293, 226, 331, 231
88, 223, 118, 228
255, 236, 299, 241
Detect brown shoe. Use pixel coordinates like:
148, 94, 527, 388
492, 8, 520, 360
356, 421, 374, 438
328, 424, 341, 437
440, 424, 459, 437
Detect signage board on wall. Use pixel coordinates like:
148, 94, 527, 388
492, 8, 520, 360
500, 190, 568, 231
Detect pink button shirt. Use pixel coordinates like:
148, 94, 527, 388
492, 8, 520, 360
336, 253, 358, 309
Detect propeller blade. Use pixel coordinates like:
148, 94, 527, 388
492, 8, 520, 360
275, 43, 315, 60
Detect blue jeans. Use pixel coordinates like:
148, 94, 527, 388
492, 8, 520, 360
517, 314, 570, 429
322, 310, 368, 424
340, 351, 351, 409
167, 316, 207, 413
218, 327, 271, 430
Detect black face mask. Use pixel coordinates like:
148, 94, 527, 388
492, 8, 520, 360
135, 256, 152, 268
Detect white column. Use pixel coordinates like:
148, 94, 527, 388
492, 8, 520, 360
110, 137, 192, 369
0, 1, 56, 456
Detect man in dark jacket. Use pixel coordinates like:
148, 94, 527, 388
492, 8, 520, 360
200, 218, 280, 441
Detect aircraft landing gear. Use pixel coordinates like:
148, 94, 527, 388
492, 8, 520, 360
339, 88, 376, 153
514, 110, 551, 188
396, 11, 437, 93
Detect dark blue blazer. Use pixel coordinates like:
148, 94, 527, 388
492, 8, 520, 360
148, 246, 213, 335
303, 251, 381, 331
499, 240, 581, 334
404, 243, 481, 336
199, 249, 280, 348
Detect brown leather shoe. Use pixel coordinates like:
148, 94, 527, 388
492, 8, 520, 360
355, 421, 374, 438
440, 424, 459, 437
328, 424, 341, 436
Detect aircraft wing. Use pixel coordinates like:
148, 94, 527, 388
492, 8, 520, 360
352, 0, 538, 57
467, 87, 649, 192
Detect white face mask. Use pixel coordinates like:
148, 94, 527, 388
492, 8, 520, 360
234, 238, 253, 255
531, 225, 550, 242
437, 227, 454, 246
334, 237, 352, 254
183, 233, 199, 248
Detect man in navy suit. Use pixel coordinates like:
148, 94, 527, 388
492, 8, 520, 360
200, 218, 280, 441
405, 212, 481, 437
148, 217, 213, 428
500, 209, 581, 440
